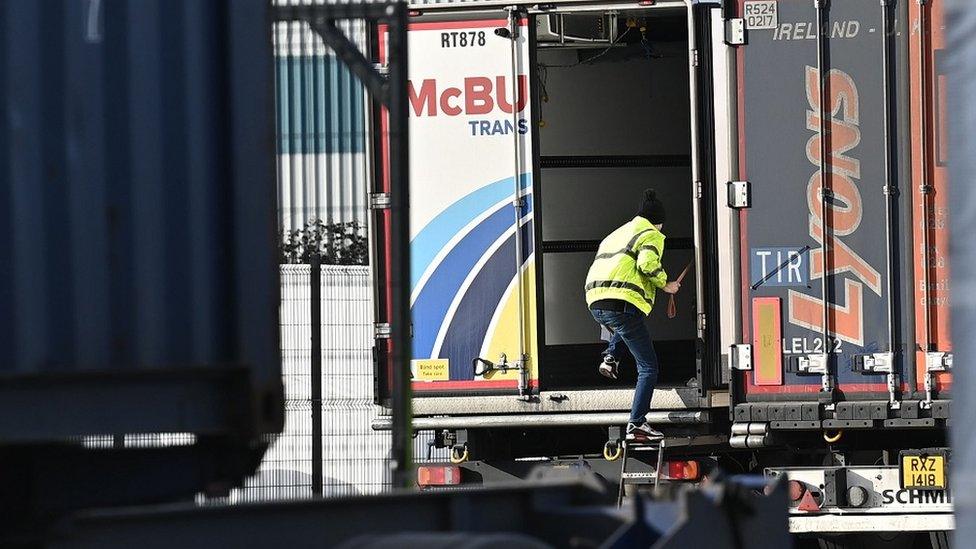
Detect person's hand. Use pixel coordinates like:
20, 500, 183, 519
663, 281, 681, 294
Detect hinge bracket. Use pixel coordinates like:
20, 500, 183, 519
731, 344, 753, 370
369, 192, 391, 210
695, 180, 703, 199
691, 48, 699, 67
726, 18, 746, 45
727, 181, 751, 208
374, 322, 391, 339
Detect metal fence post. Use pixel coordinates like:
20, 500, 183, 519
310, 255, 323, 496
274, 0, 411, 491
385, 1, 412, 491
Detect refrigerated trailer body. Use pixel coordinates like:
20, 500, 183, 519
374, 0, 723, 418
368, 0, 952, 537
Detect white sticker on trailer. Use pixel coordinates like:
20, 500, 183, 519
744, 1, 778, 30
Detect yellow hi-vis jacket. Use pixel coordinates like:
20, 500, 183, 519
584, 216, 668, 315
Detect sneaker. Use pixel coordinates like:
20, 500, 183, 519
598, 355, 619, 380
626, 422, 664, 442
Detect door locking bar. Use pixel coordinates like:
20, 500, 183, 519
922, 352, 952, 409
853, 352, 899, 409
472, 353, 532, 400
812, 0, 834, 400
854, 353, 893, 374
797, 354, 828, 376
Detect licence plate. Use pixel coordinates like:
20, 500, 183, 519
900, 451, 947, 490
743, 1, 778, 30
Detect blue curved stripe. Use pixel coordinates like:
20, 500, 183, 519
412, 191, 534, 303
412, 205, 510, 360
411, 174, 532, 292
411, 197, 533, 360
437, 220, 534, 380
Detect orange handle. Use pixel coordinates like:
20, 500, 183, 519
667, 261, 694, 319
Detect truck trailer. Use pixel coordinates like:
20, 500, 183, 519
368, 0, 952, 542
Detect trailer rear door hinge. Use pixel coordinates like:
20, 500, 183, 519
374, 322, 391, 339
374, 63, 389, 76
695, 180, 703, 199
725, 18, 746, 45
691, 48, 699, 67
698, 313, 707, 333
731, 344, 753, 370
369, 192, 391, 210
727, 180, 751, 208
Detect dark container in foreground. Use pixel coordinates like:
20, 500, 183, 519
0, 0, 280, 528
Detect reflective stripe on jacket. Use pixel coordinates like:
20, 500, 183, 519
584, 216, 667, 315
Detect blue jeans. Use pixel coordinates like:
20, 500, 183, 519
590, 304, 659, 424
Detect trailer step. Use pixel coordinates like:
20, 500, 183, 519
616, 439, 666, 507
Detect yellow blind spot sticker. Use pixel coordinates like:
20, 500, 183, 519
412, 359, 450, 381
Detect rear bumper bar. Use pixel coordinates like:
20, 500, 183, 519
789, 513, 954, 534
371, 410, 710, 430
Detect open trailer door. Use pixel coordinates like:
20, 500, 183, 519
375, 13, 538, 401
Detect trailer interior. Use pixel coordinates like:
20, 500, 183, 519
534, 9, 703, 393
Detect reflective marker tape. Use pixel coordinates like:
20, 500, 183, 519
753, 297, 784, 386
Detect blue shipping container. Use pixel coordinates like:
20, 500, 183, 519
0, 0, 281, 443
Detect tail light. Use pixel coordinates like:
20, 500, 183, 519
788, 480, 806, 502
417, 465, 461, 487
797, 489, 822, 512
663, 460, 701, 481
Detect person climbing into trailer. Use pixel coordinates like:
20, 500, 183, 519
584, 189, 680, 442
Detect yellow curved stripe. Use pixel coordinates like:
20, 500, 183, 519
481, 263, 538, 381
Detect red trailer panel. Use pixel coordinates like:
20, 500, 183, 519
909, 0, 952, 395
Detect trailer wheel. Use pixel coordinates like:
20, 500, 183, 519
929, 531, 951, 549
814, 535, 853, 549
816, 536, 839, 549
813, 533, 924, 549
603, 441, 622, 461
